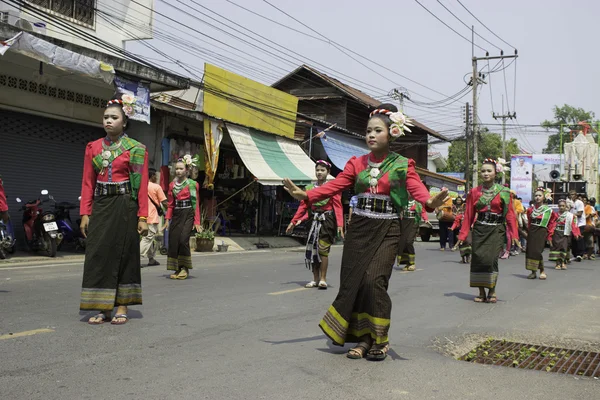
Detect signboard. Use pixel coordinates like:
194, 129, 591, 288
510, 155, 533, 203
203, 64, 298, 139
114, 75, 151, 124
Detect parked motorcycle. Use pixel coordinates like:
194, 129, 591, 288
0, 218, 16, 259
54, 197, 85, 251
16, 190, 62, 257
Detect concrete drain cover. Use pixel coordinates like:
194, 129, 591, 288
460, 339, 600, 378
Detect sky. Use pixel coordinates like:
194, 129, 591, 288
126, 0, 600, 158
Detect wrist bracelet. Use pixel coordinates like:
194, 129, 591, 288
138, 217, 147, 222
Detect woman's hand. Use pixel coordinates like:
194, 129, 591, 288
426, 189, 449, 210
138, 220, 149, 236
337, 227, 345, 239
163, 220, 169, 231
456, 239, 463, 247
80, 215, 90, 238
194, 224, 202, 233
512, 238, 522, 249
282, 178, 308, 201
285, 222, 295, 234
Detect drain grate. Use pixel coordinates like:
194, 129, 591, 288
460, 339, 600, 378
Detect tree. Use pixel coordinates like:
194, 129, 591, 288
542, 104, 596, 153
441, 129, 520, 183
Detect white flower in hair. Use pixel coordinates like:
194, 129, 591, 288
183, 154, 193, 166
121, 94, 136, 105
388, 111, 414, 139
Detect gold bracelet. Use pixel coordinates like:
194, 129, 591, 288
138, 217, 147, 222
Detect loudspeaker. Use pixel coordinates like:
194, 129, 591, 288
550, 170, 560, 180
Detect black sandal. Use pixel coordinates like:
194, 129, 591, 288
366, 344, 390, 361
347, 342, 371, 359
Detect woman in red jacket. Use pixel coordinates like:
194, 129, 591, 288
164, 156, 201, 280
287, 160, 343, 289
283, 104, 448, 360
80, 98, 149, 325
457, 158, 519, 304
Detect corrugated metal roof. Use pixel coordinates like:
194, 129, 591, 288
273, 65, 448, 142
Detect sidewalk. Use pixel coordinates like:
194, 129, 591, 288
0, 235, 304, 265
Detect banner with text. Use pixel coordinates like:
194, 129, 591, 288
511, 155, 533, 203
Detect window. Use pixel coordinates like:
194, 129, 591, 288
27, 0, 95, 27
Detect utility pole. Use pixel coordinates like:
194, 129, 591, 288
464, 102, 471, 190
492, 95, 516, 184
470, 25, 518, 187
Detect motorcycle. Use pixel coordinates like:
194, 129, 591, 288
16, 190, 62, 257
54, 197, 85, 251
0, 217, 16, 259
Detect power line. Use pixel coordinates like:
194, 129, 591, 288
435, 0, 502, 51
413, 0, 487, 52
260, 0, 456, 101
455, 0, 516, 50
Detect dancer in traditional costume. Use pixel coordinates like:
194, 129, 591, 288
80, 97, 149, 325
451, 197, 471, 264
283, 104, 448, 361
550, 199, 580, 270
287, 160, 343, 289
525, 187, 557, 280
457, 158, 519, 304
397, 196, 428, 271
164, 156, 201, 280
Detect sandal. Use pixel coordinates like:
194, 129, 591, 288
539, 272, 547, 280
305, 281, 318, 288
88, 313, 110, 325
175, 268, 189, 280
367, 344, 390, 361
407, 265, 416, 271
169, 268, 182, 279
318, 280, 328, 289
474, 296, 486, 303
487, 295, 497, 304
347, 342, 371, 359
111, 314, 129, 325
555, 265, 562, 270
527, 272, 537, 279
561, 264, 567, 270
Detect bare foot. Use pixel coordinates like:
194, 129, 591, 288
111, 306, 128, 324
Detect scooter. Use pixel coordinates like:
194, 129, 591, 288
0, 217, 16, 259
16, 190, 62, 257
54, 197, 85, 251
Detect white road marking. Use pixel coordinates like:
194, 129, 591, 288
268, 287, 310, 295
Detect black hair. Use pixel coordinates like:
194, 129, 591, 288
369, 103, 398, 126
149, 168, 157, 179
105, 98, 129, 126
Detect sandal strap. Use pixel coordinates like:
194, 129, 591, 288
113, 314, 128, 320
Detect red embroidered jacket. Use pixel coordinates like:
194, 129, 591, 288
306, 154, 432, 211
458, 185, 518, 242
526, 206, 558, 241
166, 180, 201, 226
291, 190, 343, 227
80, 138, 149, 217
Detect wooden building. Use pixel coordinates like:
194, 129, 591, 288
272, 64, 449, 168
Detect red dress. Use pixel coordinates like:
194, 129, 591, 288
80, 138, 149, 217
166, 180, 201, 225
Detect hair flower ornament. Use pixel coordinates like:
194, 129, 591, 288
181, 154, 201, 168
121, 94, 136, 118
496, 158, 510, 174
388, 111, 414, 138
543, 188, 553, 201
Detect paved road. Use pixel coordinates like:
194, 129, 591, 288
0, 244, 599, 399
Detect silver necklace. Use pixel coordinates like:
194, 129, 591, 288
367, 158, 383, 188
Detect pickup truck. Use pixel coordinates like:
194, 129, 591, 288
418, 211, 439, 242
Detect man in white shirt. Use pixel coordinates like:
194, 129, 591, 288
569, 190, 585, 261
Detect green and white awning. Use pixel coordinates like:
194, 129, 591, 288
226, 124, 329, 185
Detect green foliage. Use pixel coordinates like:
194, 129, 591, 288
541, 104, 596, 153
442, 129, 520, 182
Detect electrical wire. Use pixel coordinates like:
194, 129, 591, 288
455, 0, 516, 50
435, 0, 502, 51
259, 0, 456, 101
413, 0, 487, 52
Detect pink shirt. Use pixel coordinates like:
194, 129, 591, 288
147, 181, 167, 225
